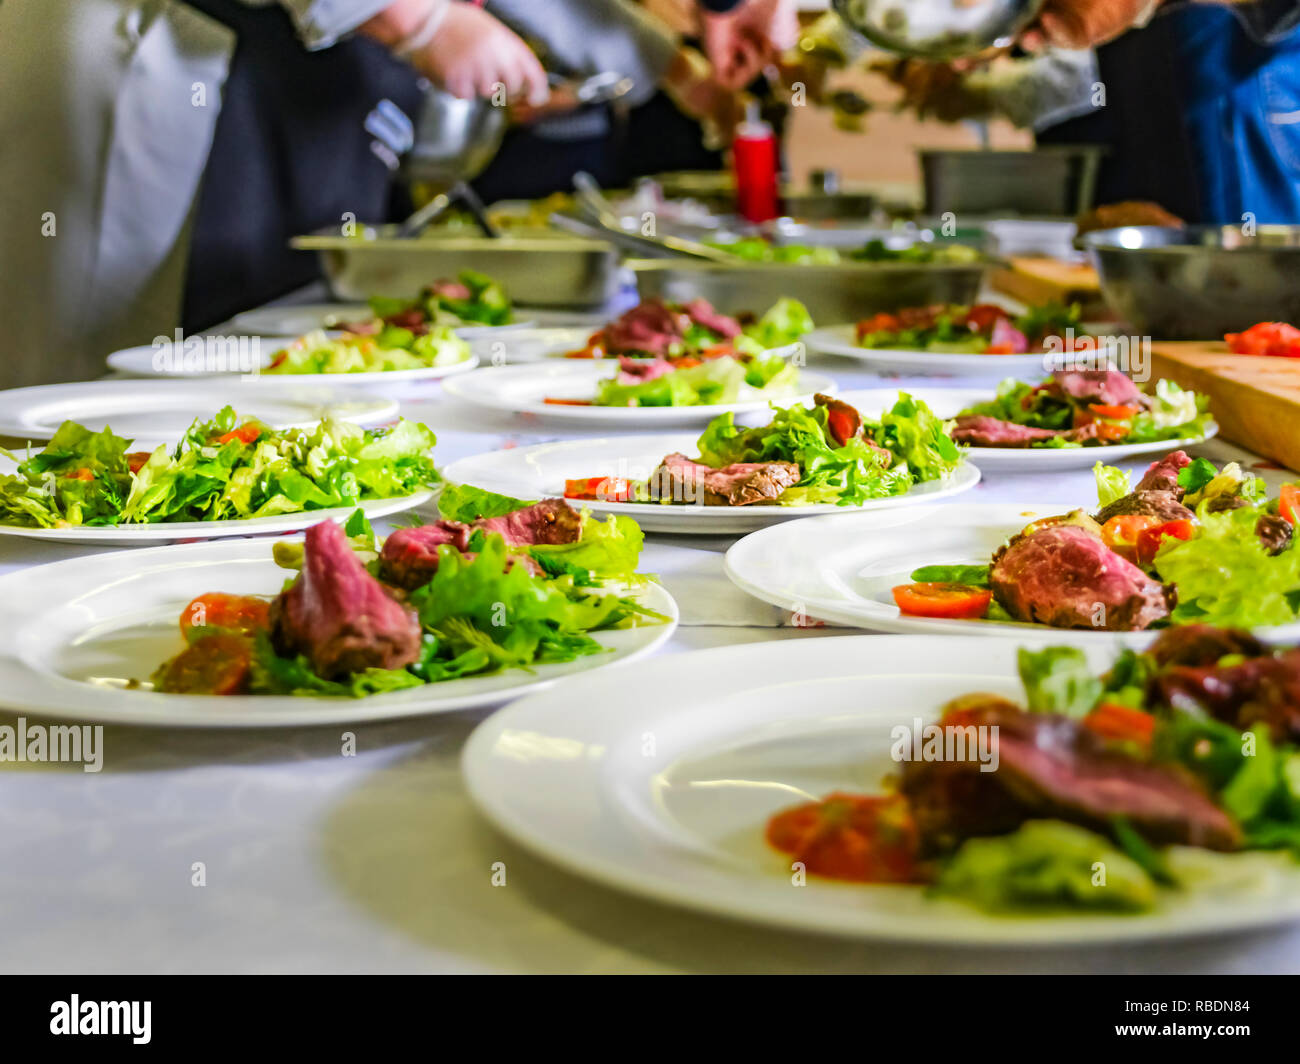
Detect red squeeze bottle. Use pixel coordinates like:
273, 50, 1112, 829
732, 102, 779, 224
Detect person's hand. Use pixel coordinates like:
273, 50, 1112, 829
700, 0, 800, 90
661, 46, 748, 149
875, 59, 993, 123
1020, 0, 1162, 50
411, 3, 548, 104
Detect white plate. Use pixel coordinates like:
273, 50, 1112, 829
0, 381, 398, 443
0, 483, 436, 544
463, 634, 1300, 945
106, 341, 479, 385
0, 537, 677, 726
837, 387, 1219, 472
806, 324, 1056, 377
724, 502, 1300, 645
442, 361, 837, 427
229, 302, 594, 338
442, 433, 981, 533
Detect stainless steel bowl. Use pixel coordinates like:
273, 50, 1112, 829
832, 0, 1043, 59
920, 148, 1103, 217
403, 89, 507, 187
1081, 225, 1300, 339
631, 259, 988, 322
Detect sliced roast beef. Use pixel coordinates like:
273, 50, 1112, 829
1136, 451, 1192, 494
615, 356, 675, 385
951, 415, 1066, 448
991, 525, 1172, 630
272, 521, 421, 679
989, 317, 1028, 353
1095, 490, 1194, 525
681, 298, 742, 339
650, 452, 801, 506
1144, 625, 1268, 668
600, 300, 684, 356
900, 703, 1241, 853
1052, 368, 1145, 409
426, 279, 472, 301
476, 498, 583, 546
1155, 648, 1300, 744
379, 522, 472, 590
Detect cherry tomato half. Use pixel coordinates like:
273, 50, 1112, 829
891, 582, 992, 620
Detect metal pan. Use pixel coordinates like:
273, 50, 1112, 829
630, 259, 988, 321
292, 228, 621, 308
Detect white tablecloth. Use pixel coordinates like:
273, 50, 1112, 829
3, 344, 1298, 974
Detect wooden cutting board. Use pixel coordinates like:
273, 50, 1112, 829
989, 256, 1110, 317
1150, 342, 1300, 472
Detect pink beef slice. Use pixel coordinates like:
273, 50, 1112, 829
951, 415, 1066, 448
380, 521, 473, 590
616, 356, 676, 384
899, 703, 1241, 854
600, 300, 685, 356
427, 279, 472, 300
680, 298, 742, 338
1136, 450, 1192, 493
1051, 368, 1145, 408
990, 525, 1172, 631
475, 498, 584, 546
650, 452, 801, 506
273, 521, 422, 678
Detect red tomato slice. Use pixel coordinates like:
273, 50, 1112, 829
855, 313, 901, 340
543, 398, 593, 406
154, 633, 253, 695
1101, 514, 1161, 560
126, 451, 153, 474
963, 304, 1008, 334
765, 792, 920, 883
1083, 703, 1156, 749
215, 424, 261, 446
1135, 518, 1196, 566
892, 582, 992, 619
62, 467, 95, 481
983, 343, 1015, 355
1280, 483, 1299, 526
564, 476, 633, 502
1089, 403, 1139, 420
179, 592, 272, 638
1224, 321, 1300, 357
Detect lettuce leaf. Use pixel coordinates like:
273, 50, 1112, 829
1155, 504, 1300, 627
1093, 461, 1131, 507
1017, 646, 1103, 716
870, 394, 961, 483
742, 298, 815, 349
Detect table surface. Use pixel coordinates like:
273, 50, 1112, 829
4, 314, 1299, 974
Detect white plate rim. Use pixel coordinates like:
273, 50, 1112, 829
0, 536, 678, 726
806, 324, 1058, 376
106, 343, 479, 384
441, 361, 838, 425
440, 433, 981, 533
722, 502, 1300, 645
462, 633, 1300, 945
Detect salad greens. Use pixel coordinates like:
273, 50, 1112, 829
1017, 646, 1103, 717
935, 820, 1158, 912
592, 355, 799, 408
696, 393, 961, 506
368, 269, 511, 327
263, 327, 470, 375
707, 236, 981, 266
0, 408, 438, 528
737, 298, 815, 352
437, 485, 645, 584
961, 377, 1211, 448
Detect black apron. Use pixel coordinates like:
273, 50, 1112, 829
180, 0, 423, 331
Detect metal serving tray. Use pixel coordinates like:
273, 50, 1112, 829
292, 228, 621, 308
630, 259, 988, 321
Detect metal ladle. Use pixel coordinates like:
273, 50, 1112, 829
832, 0, 1043, 59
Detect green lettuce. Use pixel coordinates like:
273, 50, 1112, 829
1093, 461, 1131, 507
593, 356, 798, 408
0, 408, 439, 529
872, 394, 961, 483
1017, 646, 1103, 716
1154, 504, 1300, 627
741, 298, 815, 350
